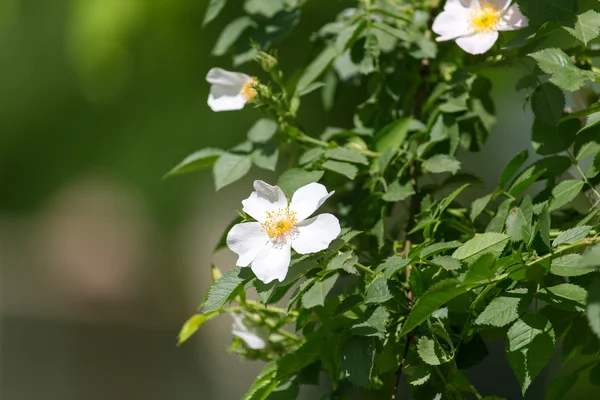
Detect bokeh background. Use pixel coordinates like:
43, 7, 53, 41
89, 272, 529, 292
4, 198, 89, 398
0, 0, 596, 399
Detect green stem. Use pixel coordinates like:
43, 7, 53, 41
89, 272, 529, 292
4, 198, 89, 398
355, 262, 375, 275
526, 236, 600, 268
246, 300, 299, 317
570, 152, 600, 203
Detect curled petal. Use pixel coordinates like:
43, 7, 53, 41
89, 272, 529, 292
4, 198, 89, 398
498, 4, 528, 31
487, 0, 512, 11
226, 222, 269, 266
292, 213, 341, 254
455, 31, 498, 54
231, 313, 268, 350
242, 180, 288, 223
289, 182, 334, 222
250, 240, 292, 283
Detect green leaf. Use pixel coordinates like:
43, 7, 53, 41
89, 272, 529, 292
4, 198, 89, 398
516, 0, 577, 25
203, 0, 227, 26
422, 154, 461, 175
452, 233, 510, 264
296, 45, 338, 94
540, 204, 551, 249
244, 0, 289, 17
325, 147, 368, 165
549, 180, 584, 211
545, 374, 578, 400
530, 49, 597, 92
382, 180, 415, 202
251, 145, 278, 171
323, 160, 358, 179
417, 335, 452, 366
506, 314, 555, 395
326, 251, 358, 275
400, 279, 467, 337
302, 273, 339, 309
587, 276, 600, 340
579, 110, 600, 134
475, 289, 531, 327
530, 82, 565, 126
486, 198, 512, 233
366, 277, 393, 304
212, 16, 256, 56
248, 118, 277, 143
277, 338, 324, 379
165, 148, 224, 177
202, 268, 253, 314
463, 253, 497, 283
508, 165, 546, 198
178, 312, 219, 345
581, 244, 600, 267
341, 336, 377, 388
506, 207, 528, 242
299, 148, 325, 165
241, 363, 278, 400
552, 225, 591, 246
419, 241, 462, 258
374, 256, 410, 279
213, 153, 253, 190
532, 118, 578, 156
430, 256, 462, 271
350, 306, 389, 338
374, 117, 411, 153
540, 283, 587, 312
551, 254, 596, 276
499, 151, 528, 189
564, 10, 600, 45
470, 194, 492, 221
574, 128, 600, 160
277, 168, 324, 196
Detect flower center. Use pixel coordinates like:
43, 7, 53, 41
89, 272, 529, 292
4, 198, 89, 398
470, 3, 501, 32
241, 77, 258, 101
262, 208, 297, 239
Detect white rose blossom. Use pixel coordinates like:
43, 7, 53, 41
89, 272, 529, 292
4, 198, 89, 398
226, 180, 341, 284
231, 313, 269, 350
432, 0, 527, 55
206, 67, 258, 112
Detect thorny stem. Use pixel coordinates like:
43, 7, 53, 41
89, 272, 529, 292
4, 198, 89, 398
355, 262, 376, 275
246, 300, 299, 317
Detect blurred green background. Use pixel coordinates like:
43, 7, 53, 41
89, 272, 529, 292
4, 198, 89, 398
0, 0, 597, 399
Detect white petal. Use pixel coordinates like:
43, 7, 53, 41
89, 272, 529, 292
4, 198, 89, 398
250, 239, 291, 283
444, 0, 474, 11
242, 180, 288, 223
208, 91, 247, 112
291, 213, 341, 254
206, 67, 250, 87
455, 31, 498, 54
226, 222, 269, 267
498, 4, 528, 31
289, 182, 334, 222
432, 10, 471, 41
231, 314, 268, 350
206, 68, 251, 112
486, 0, 511, 11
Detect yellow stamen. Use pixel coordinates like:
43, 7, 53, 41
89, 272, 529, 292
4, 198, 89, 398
241, 77, 258, 101
262, 208, 297, 239
470, 2, 501, 32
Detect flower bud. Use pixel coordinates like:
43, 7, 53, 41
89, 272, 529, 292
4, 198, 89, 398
211, 264, 223, 282
255, 51, 278, 72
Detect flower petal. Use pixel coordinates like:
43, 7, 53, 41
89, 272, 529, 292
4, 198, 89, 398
226, 222, 269, 266
455, 31, 498, 54
206, 67, 250, 87
231, 314, 268, 350
242, 180, 288, 223
206, 68, 251, 112
498, 4, 528, 31
432, 10, 471, 41
250, 240, 292, 283
289, 182, 334, 222
487, 0, 511, 11
292, 213, 341, 254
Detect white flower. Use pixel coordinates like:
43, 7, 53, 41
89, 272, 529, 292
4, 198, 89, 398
231, 313, 269, 350
432, 0, 527, 55
206, 67, 258, 112
226, 180, 341, 284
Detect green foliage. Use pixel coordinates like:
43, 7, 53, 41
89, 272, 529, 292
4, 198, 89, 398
175, 1, 600, 398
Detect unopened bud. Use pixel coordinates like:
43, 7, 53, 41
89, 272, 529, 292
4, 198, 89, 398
211, 264, 223, 282
256, 51, 278, 72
